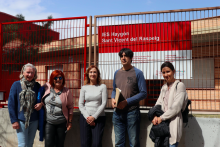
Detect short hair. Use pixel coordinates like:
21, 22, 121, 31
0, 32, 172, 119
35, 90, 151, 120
161, 61, 175, 72
19, 63, 37, 80
84, 65, 101, 85
49, 70, 65, 87
118, 48, 133, 62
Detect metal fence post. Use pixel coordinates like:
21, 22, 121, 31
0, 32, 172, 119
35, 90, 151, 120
0, 23, 2, 90
94, 16, 97, 66
84, 17, 87, 75
89, 16, 92, 66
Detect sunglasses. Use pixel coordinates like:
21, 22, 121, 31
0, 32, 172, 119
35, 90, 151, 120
54, 77, 63, 80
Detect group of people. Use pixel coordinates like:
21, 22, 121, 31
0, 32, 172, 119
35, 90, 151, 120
8, 64, 74, 147
8, 48, 188, 147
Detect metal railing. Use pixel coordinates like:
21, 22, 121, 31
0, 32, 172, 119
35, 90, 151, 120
93, 6, 220, 111
0, 16, 87, 109
1, 6, 220, 111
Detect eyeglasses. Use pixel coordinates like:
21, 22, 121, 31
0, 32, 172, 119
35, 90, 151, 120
54, 77, 63, 80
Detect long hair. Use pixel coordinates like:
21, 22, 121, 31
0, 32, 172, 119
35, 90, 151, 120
84, 65, 101, 85
49, 70, 65, 87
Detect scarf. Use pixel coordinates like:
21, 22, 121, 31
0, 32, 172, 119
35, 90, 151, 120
19, 78, 36, 128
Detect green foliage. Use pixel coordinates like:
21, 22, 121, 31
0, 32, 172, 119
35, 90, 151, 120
2, 45, 39, 73
28, 16, 54, 45
2, 14, 25, 46
2, 14, 54, 74
16, 14, 25, 21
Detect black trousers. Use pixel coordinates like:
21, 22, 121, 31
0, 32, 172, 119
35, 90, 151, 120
45, 121, 67, 147
80, 114, 106, 147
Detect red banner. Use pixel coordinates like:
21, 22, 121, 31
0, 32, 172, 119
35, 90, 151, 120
98, 22, 191, 53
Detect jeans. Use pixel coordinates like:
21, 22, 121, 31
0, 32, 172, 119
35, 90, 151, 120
16, 120, 39, 147
112, 108, 140, 147
170, 142, 179, 147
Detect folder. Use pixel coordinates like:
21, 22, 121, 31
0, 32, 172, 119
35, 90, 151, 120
114, 88, 121, 107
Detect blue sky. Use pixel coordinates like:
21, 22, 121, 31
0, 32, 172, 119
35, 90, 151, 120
0, 0, 220, 20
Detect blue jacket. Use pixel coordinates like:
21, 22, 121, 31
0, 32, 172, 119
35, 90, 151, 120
37, 86, 45, 141
8, 81, 41, 124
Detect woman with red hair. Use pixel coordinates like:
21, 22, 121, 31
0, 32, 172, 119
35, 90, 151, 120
41, 70, 73, 147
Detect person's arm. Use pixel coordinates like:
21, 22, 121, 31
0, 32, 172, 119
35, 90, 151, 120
67, 114, 73, 131
150, 88, 164, 125
126, 70, 147, 106
155, 87, 164, 106
92, 85, 108, 119
8, 82, 20, 129
8, 82, 18, 124
111, 71, 117, 108
68, 114, 73, 123
66, 89, 74, 130
34, 86, 45, 111
78, 87, 90, 119
160, 82, 187, 121
67, 89, 74, 116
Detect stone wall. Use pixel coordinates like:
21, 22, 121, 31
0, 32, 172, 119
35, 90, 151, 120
0, 108, 220, 147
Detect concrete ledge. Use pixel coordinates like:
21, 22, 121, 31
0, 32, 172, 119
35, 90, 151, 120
0, 108, 220, 147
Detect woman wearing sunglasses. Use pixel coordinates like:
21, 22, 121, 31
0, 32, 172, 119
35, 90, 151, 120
40, 70, 74, 147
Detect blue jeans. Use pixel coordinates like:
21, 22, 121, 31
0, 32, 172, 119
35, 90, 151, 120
112, 108, 140, 147
170, 142, 179, 147
16, 120, 38, 147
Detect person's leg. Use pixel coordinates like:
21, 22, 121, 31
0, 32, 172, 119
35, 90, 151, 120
112, 111, 126, 147
16, 121, 28, 147
80, 114, 92, 147
170, 142, 179, 147
27, 120, 38, 147
127, 108, 140, 147
45, 122, 56, 147
56, 121, 67, 147
91, 116, 106, 147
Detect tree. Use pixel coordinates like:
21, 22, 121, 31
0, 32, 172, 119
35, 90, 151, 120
2, 14, 54, 74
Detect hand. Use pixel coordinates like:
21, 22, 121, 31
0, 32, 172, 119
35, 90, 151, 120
111, 98, 116, 108
90, 121, 96, 126
34, 103, 43, 111
117, 100, 128, 109
152, 116, 158, 125
12, 122, 20, 129
157, 117, 162, 125
67, 123, 72, 131
86, 116, 95, 124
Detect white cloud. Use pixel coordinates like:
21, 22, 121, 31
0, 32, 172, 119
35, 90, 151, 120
0, 0, 61, 20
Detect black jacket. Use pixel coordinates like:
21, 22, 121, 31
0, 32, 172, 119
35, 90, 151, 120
148, 105, 170, 147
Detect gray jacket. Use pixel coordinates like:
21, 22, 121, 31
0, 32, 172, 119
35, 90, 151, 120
155, 80, 188, 145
